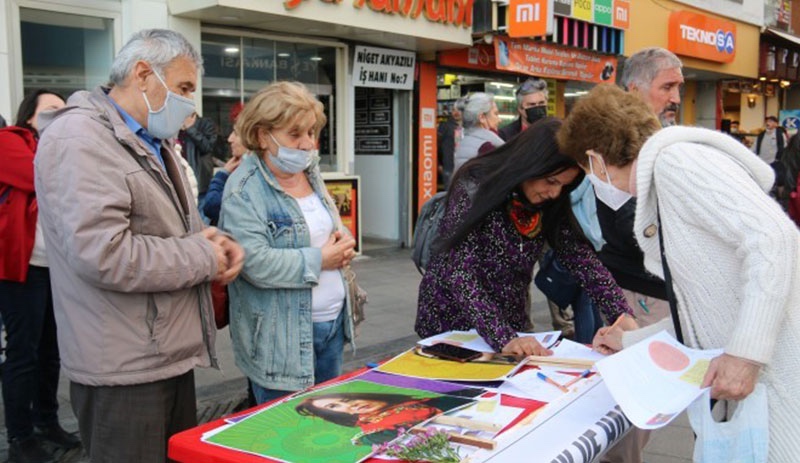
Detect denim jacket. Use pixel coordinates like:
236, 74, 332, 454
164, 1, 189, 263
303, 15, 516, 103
220, 153, 354, 391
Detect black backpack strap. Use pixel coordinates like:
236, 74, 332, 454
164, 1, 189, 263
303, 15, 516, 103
657, 211, 684, 343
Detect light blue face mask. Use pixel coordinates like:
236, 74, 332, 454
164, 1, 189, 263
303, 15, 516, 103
268, 133, 317, 174
142, 69, 196, 140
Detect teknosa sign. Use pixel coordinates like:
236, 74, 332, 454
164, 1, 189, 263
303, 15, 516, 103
507, 0, 554, 38
668, 10, 736, 63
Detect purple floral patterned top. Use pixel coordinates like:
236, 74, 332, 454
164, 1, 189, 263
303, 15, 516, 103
415, 180, 632, 352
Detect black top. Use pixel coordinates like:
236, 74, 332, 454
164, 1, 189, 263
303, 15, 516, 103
595, 198, 667, 299
498, 118, 522, 142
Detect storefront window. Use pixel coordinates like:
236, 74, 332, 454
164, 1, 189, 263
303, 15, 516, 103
20, 8, 113, 98
202, 32, 339, 169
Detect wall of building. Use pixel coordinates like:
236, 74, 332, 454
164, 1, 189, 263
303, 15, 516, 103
0, 0, 203, 121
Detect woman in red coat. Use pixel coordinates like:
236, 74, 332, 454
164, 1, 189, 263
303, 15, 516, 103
0, 89, 81, 463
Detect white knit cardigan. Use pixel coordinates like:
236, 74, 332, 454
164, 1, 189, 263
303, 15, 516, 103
633, 126, 800, 462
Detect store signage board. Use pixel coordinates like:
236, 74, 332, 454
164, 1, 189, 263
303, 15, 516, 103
507, 0, 553, 37
417, 62, 438, 213
550, 0, 628, 29
668, 11, 736, 64
593, 0, 612, 27
494, 37, 618, 84
353, 45, 416, 90
284, 0, 474, 28
612, 1, 629, 30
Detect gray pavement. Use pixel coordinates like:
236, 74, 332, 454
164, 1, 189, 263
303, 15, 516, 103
0, 244, 694, 462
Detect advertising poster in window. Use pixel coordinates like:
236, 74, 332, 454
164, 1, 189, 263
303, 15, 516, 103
325, 178, 360, 253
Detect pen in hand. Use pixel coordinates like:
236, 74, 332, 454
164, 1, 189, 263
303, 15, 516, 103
536, 371, 569, 393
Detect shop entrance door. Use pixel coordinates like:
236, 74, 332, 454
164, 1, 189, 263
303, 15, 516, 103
354, 88, 412, 246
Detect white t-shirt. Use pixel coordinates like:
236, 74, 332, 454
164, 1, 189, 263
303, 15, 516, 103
296, 193, 345, 322
29, 217, 48, 267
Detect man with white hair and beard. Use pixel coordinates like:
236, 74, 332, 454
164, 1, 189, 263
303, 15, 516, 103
594, 47, 683, 463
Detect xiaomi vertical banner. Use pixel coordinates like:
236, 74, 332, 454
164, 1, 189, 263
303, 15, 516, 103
417, 61, 438, 213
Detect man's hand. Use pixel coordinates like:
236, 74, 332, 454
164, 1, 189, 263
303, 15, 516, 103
701, 353, 762, 400
502, 336, 552, 357
321, 231, 356, 270
202, 227, 228, 280
213, 234, 244, 285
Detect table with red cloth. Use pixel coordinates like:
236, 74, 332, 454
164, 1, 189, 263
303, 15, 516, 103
168, 365, 631, 463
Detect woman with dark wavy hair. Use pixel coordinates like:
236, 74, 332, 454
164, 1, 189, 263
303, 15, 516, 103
415, 118, 634, 356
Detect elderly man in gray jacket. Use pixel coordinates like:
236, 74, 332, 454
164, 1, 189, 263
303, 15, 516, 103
34, 29, 243, 462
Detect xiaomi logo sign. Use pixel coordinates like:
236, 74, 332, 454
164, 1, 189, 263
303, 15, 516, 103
508, 0, 552, 38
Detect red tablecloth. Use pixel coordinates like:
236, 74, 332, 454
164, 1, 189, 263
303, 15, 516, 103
168, 367, 544, 463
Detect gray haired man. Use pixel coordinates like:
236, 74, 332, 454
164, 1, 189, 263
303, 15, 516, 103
499, 78, 548, 141
621, 47, 684, 127
34, 29, 244, 462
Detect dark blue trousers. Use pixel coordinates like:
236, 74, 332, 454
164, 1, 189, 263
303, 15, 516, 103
0, 266, 61, 441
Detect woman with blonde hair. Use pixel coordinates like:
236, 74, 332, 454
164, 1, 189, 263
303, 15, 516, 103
221, 82, 357, 404
558, 84, 800, 462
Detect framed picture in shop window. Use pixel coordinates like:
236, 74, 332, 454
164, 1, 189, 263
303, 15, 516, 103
765, 83, 776, 97
323, 175, 362, 254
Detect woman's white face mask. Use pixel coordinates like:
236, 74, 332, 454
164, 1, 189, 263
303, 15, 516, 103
586, 154, 632, 211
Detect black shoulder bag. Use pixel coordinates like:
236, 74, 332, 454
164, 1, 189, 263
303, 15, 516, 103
658, 212, 684, 343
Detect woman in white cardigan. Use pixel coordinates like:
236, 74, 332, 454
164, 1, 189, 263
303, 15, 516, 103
558, 84, 799, 462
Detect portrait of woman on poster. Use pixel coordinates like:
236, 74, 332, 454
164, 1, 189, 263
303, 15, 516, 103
295, 392, 470, 446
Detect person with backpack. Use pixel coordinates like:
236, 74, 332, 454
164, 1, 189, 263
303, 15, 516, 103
415, 118, 635, 356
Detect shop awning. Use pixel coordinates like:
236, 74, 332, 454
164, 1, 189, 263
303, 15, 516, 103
765, 28, 800, 48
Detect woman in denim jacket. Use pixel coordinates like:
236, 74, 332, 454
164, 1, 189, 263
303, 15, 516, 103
220, 82, 357, 404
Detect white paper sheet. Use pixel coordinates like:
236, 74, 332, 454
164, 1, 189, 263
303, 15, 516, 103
595, 330, 723, 429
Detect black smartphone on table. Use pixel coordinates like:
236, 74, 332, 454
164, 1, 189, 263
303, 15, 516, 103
421, 343, 483, 363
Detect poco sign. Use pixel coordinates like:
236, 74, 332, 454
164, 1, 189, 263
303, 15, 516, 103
668, 11, 736, 63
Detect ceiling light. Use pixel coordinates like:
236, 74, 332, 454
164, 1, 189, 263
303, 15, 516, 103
224, 47, 239, 54
491, 82, 514, 88
278, 52, 291, 58
310, 56, 323, 61
759, 76, 767, 81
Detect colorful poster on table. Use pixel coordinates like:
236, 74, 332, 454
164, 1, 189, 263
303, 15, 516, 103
203, 376, 477, 463
376, 348, 525, 382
